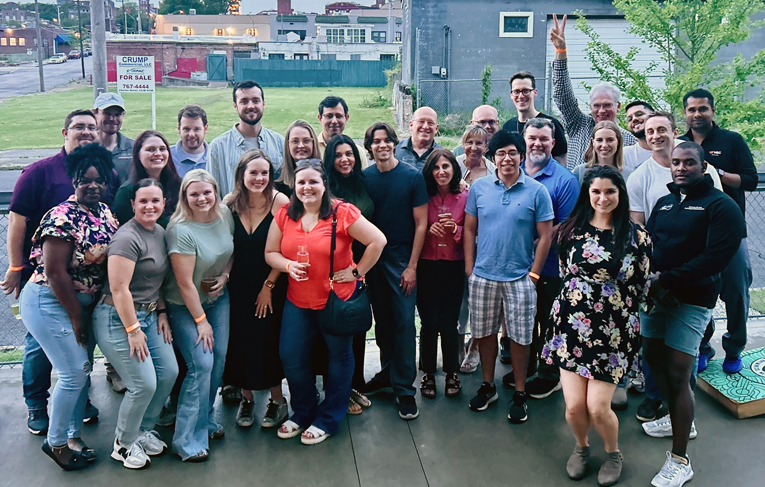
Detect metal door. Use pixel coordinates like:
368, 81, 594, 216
206, 54, 227, 81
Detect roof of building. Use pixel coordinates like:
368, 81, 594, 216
315, 15, 350, 24
276, 14, 309, 22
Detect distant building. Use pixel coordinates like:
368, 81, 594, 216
0, 26, 72, 57
1, 6, 35, 24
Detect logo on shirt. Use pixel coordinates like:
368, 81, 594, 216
709, 150, 722, 157
659, 204, 673, 211
684, 206, 706, 211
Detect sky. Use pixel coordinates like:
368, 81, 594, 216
37, 1, 369, 15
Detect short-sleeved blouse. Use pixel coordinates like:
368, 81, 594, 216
275, 202, 361, 310
28, 196, 119, 293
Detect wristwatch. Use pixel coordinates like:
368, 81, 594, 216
264, 280, 275, 289
718, 168, 725, 176
352, 268, 361, 278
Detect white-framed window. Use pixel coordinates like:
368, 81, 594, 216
348, 28, 365, 43
9, 37, 16, 46
19, 38, 25, 46
326, 28, 345, 43
395, 31, 401, 42
0, 38, 6, 46
294, 53, 309, 60
246, 28, 257, 36
499, 11, 533, 38
372, 31, 386, 43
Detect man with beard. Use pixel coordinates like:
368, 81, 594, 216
395, 107, 442, 170
503, 72, 568, 166
93, 93, 133, 182
316, 95, 368, 167
1, 110, 120, 435
209, 80, 284, 196
171, 105, 210, 178
501, 118, 578, 399
452, 105, 501, 157
622, 101, 655, 174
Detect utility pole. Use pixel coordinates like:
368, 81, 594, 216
137, 3, 142, 34
76, 0, 85, 78
123, 0, 128, 34
34, 0, 44, 92
90, 0, 108, 97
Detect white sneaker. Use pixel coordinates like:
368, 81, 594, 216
136, 430, 167, 456
642, 414, 698, 439
460, 350, 480, 374
111, 439, 151, 469
651, 451, 694, 487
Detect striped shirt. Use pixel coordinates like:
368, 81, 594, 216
208, 123, 284, 197
552, 59, 636, 170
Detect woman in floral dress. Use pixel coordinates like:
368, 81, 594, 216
541, 166, 651, 486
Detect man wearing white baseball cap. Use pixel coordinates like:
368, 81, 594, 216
93, 92, 134, 183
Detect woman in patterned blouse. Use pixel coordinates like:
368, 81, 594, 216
20, 143, 119, 471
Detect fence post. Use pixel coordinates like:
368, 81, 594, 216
414, 27, 421, 111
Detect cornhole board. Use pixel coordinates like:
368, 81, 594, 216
698, 347, 765, 419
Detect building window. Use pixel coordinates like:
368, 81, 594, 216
184, 28, 192, 35
294, 53, 309, 60
380, 54, 396, 62
19, 38, 25, 46
214, 28, 224, 36
246, 28, 257, 36
395, 32, 402, 42
321, 54, 336, 60
9, 37, 16, 46
499, 12, 534, 38
268, 53, 285, 60
278, 29, 307, 40
371, 31, 386, 43
0, 38, 6, 46
326, 28, 345, 44
348, 28, 365, 44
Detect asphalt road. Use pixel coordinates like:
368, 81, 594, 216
0, 56, 92, 101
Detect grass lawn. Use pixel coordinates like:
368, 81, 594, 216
0, 86, 394, 150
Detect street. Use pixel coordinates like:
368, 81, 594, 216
0, 56, 92, 101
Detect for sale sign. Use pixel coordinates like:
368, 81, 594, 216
116, 56, 155, 93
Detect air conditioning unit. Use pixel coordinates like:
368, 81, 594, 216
189, 9, 196, 15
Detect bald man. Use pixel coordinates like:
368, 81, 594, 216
395, 107, 442, 170
504, 71, 568, 166
452, 105, 500, 157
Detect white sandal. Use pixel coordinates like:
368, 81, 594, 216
277, 420, 304, 439
301, 425, 330, 445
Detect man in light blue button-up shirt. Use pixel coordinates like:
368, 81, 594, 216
209, 80, 284, 197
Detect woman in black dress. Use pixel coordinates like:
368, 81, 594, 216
222, 149, 291, 429
541, 166, 651, 486
324, 134, 375, 415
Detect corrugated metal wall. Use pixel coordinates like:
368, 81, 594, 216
234, 59, 395, 86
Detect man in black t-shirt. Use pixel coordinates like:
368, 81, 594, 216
503, 71, 568, 166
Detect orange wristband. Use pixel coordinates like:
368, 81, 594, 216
9, 265, 23, 272
125, 322, 141, 333
194, 312, 207, 324
285, 261, 292, 273
555, 48, 567, 53
529, 272, 540, 280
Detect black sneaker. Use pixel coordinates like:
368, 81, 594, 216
359, 378, 393, 396
508, 392, 528, 424
636, 397, 663, 422
28, 408, 49, 435
526, 378, 562, 399
397, 395, 419, 420
83, 400, 99, 423
469, 382, 498, 412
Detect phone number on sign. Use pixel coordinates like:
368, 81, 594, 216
120, 84, 152, 90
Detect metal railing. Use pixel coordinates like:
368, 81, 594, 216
2, 179, 764, 367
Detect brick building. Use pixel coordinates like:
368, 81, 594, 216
0, 26, 71, 57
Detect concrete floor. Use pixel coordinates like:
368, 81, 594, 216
1, 322, 764, 487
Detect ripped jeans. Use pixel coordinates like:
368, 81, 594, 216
20, 283, 96, 446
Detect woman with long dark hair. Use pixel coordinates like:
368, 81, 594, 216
265, 160, 386, 445
541, 165, 651, 486
111, 130, 182, 227
323, 134, 375, 415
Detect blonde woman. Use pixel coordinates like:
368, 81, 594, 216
276, 120, 322, 195
456, 125, 496, 186
164, 169, 234, 462
572, 121, 627, 183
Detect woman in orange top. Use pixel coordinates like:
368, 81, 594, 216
265, 159, 386, 445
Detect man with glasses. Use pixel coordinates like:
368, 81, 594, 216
549, 15, 636, 169
316, 95, 368, 167
503, 72, 568, 166
93, 93, 133, 182
1, 110, 120, 436
395, 107, 442, 170
452, 105, 501, 157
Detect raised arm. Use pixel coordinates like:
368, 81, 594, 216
550, 14, 589, 135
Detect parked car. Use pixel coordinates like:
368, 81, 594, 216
68, 50, 81, 59
48, 54, 67, 64
83, 48, 92, 57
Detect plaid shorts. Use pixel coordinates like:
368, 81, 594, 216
468, 273, 537, 345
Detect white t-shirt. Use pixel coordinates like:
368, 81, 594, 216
627, 156, 722, 220
622, 143, 653, 174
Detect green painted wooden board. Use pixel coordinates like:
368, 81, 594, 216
698, 347, 765, 418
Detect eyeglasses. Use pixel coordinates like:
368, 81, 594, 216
68, 124, 98, 132
494, 150, 521, 159
511, 89, 534, 97
592, 103, 615, 111
475, 120, 499, 127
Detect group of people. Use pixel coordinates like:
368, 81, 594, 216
1, 15, 757, 487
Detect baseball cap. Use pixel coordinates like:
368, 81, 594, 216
93, 92, 126, 111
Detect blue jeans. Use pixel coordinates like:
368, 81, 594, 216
280, 299, 353, 435
168, 290, 229, 460
93, 302, 178, 444
22, 331, 52, 411
20, 283, 96, 446
367, 259, 417, 396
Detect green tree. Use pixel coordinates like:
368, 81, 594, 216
116, 2, 151, 34
18, 3, 58, 22
575, 0, 765, 153
481, 64, 493, 105
157, 0, 230, 15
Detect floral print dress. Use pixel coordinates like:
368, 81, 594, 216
541, 222, 652, 384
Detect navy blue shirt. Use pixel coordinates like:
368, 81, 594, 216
364, 161, 429, 264
521, 156, 580, 277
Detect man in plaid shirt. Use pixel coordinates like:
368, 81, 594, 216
550, 15, 636, 170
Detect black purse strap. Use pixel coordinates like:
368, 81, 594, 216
328, 205, 339, 281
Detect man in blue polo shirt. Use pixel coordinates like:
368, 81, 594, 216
171, 105, 209, 178
500, 118, 579, 400
464, 130, 554, 424
395, 107, 442, 170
